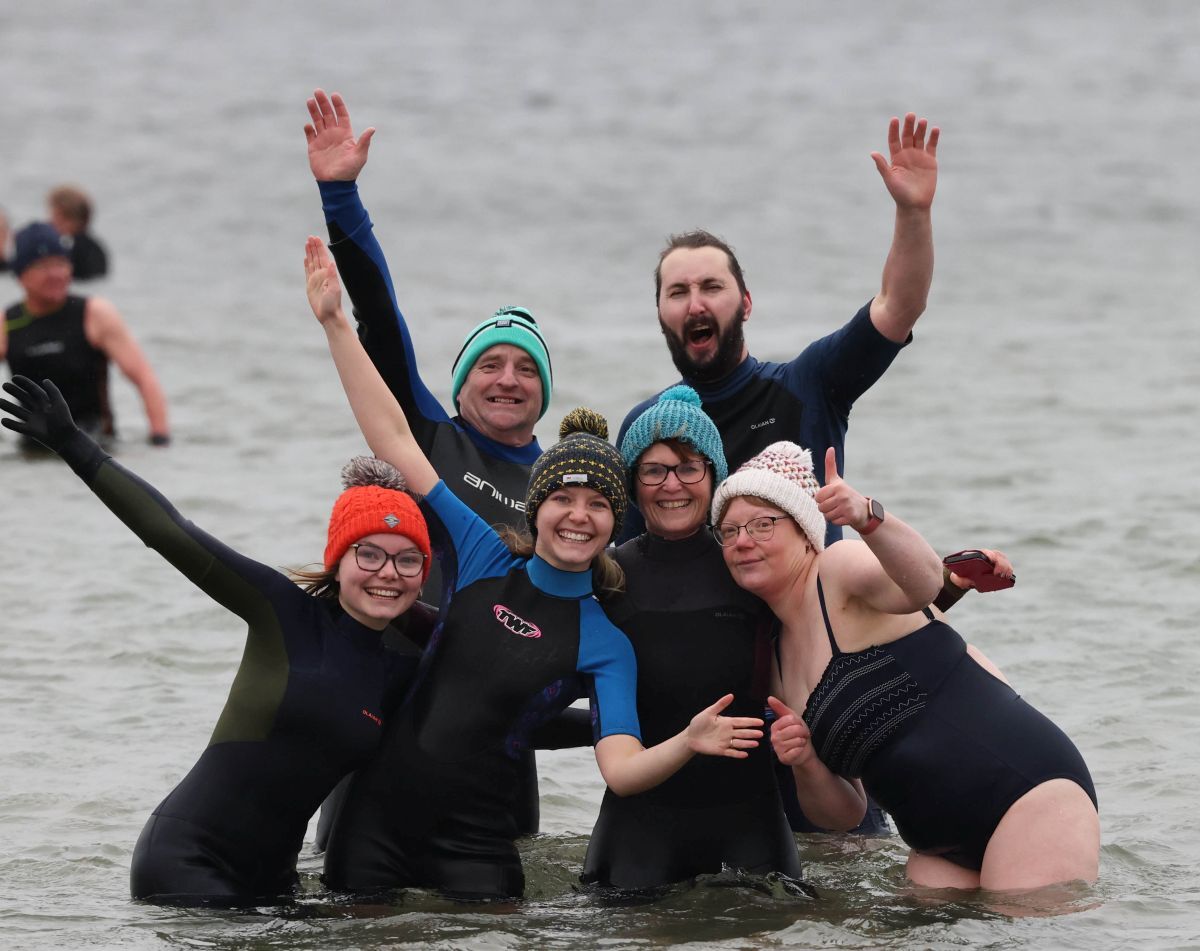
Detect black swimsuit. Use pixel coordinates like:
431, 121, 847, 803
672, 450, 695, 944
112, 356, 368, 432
803, 577, 1097, 870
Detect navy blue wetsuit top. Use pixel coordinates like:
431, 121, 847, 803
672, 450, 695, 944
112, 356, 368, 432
49, 436, 425, 904
618, 306, 904, 546
321, 481, 639, 897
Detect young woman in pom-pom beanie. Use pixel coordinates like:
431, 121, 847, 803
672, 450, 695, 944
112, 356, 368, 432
306, 236, 764, 900
0, 380, 435, 907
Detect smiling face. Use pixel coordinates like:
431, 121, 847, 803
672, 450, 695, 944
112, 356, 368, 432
718, 496, 810, 601
534, 485, 615, 572
635, 441, 713, 541
455, 343, 543, 446
657, 245, 751, 383
336, 532, 424, 629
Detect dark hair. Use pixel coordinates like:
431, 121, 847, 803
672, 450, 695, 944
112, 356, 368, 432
497, 527, 625, 601
47, 185, 94, 228
654, 230, 747, 302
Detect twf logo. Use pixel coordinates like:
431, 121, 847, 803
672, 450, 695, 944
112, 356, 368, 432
493, 604, 542, 639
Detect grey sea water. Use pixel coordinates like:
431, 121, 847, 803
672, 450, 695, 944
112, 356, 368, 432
2, 2, 1197, 948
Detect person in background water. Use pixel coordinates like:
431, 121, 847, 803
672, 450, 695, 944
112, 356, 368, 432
47, 184, 109, 281
584, 386, 803, 890
713, 441, 1099, 891
0, 376, 437, 907
306, 237, 762, 900
0, 206, 10, 271
617, 112, 940, 836
304, 87, 570, 841
1, 222, 169, 447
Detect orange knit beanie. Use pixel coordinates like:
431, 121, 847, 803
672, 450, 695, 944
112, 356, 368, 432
323, 458, 431, 580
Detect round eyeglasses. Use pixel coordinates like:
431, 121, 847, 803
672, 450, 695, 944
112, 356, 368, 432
635, 459, 711, 486
711, 515, 790, 547
351, 543, 427, 577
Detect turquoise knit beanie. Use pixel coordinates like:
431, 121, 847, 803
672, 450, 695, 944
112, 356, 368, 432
619, 385, 728, 483
450, 306, 553, 421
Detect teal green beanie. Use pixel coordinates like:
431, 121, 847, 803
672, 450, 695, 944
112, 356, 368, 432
450, 307, 553, 421
619, 385, 728, 483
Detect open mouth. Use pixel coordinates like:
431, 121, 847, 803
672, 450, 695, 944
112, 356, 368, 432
655, 499, 692, 510
685, 322, 715, 348
557, 530, 593, 544
365, 587, 402, 600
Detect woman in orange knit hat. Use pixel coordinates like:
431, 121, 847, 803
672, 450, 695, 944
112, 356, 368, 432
0, 376, 435, 907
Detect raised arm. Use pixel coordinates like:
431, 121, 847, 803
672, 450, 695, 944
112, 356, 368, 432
868, 113, 939, 344
594, 693, 763, 797
816, 447, 942, 613
305, 88, 374, 182
305, 236, 437, 494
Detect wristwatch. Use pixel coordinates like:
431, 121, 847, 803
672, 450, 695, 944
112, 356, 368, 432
859, 497, 885, 536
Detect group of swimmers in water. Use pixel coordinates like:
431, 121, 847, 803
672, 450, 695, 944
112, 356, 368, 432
0, 88, 1099, 908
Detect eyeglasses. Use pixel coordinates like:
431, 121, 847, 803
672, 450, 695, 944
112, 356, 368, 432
351, 543, 427, 577
712, 515, 790, 547
635, 459, 711, 486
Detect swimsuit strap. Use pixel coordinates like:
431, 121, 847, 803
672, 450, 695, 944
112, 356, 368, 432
815, 575, 842, 657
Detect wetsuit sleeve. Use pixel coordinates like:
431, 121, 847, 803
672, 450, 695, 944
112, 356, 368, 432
74, 455, 302, 622
529, 705, 596, 749
317, 180, 449, 449
578, 599, 641, 742
424, 480, 519, 589
787, 302, 905, 417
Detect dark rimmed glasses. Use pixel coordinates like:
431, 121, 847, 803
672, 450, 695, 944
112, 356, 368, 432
635, 459, 711, 486
712, 515, 790, 547
351, 543, 427, 577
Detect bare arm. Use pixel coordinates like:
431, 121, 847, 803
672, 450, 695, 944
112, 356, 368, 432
305, 88, 375, 182
868, 113, 939, 344
768, 696, 867, 829
593, 693, 763, 797
304, 236, 437, 493
816, 447, 942, 613
83, 298, 170, 442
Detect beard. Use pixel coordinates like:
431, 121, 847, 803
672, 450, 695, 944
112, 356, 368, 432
660, 303, 747, 384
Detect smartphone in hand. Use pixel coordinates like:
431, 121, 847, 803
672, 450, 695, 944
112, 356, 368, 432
943, 550, 1015, 592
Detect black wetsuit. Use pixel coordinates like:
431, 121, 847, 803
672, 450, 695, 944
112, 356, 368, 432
5, 296, 113, 439
46, 435, 429, 906
323, 482, 641, 900
66, 231, 109, 281
583, 530, 802, 889
317, 180, 548, 839
804, 578, 1097, 870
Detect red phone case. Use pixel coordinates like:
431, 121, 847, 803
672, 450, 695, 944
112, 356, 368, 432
943, 550, 1015, 592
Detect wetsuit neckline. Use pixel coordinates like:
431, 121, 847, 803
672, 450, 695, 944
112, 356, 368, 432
682, 354, 759, 403
526, 554, 594, 598
637, 527, 715, 562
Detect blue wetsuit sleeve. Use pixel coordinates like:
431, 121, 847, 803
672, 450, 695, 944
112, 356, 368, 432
577, 599, 642, 741
425, 480, 519, 589
83, 457, 301, 621
317, 180, 449, 448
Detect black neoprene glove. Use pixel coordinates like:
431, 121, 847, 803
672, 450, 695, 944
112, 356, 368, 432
0, 376, 107, 475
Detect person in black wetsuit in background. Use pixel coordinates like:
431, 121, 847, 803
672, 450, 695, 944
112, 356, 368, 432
0, 376, 436, 907
584, 385, 803, 889
46, 185, 109, 282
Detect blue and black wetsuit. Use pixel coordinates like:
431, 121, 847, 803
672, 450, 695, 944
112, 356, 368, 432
804, 577, 1097, 870
5, 296, 113, 440
583, 530, 802, 889
46, 435, 429, 906
322, 481, 640, 900
317, 180, 550, 837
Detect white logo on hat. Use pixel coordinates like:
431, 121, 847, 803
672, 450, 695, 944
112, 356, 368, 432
383, 513, 400, 527
563, 473, 588, 484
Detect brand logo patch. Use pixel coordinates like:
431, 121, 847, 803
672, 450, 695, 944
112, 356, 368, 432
383, 513, 400, 528
493, 604, 542, 638
563, 473, 588, 484
361, 708, 383, 726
